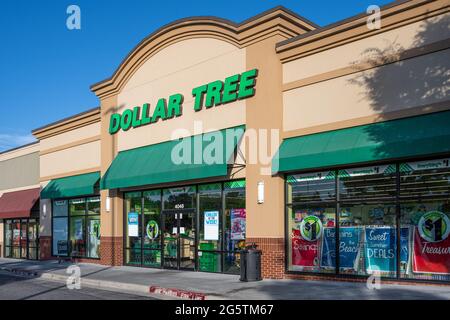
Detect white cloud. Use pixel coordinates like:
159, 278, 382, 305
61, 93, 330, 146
0, 133, 36, 152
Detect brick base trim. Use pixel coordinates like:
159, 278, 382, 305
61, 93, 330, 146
247, 237, 284, 279
100, 236, 123, 266
39, 236, 52, 260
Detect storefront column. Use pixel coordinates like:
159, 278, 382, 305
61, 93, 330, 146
245, 35, 286, 279
99, 95, 124, 266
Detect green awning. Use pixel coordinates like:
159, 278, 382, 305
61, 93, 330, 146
101, 125, 245, 190
41, 172, 100, 199
273, 110, 450, 174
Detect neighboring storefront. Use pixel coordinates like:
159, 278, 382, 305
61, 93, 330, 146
0, 0, 448, 284
0, 143, 40, 260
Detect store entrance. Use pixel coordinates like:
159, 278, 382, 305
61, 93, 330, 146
162, 209, 196, 270
4, 218, 39, 260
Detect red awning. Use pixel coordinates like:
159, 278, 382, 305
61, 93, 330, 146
0, 188, 40, 219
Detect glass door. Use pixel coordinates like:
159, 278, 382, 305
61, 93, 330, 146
163, 212, 178, 269
27, 219, 39, 260
20, 220, 28, 259
162, 210, 196, 270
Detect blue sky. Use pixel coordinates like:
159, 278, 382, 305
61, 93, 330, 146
0, 0, 392, 151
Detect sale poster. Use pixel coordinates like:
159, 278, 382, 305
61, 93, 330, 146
230, 209, 246, 240
204, 211, 219, 241
127, 212, 139, 237
321, 227, 361, 270
365, 226, 399, 273
291, 229, 320, 267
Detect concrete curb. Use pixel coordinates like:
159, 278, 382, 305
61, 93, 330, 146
1, 266, 213, 300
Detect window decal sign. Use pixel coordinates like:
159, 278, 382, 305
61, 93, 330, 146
146, 220, 159, 240
204, 211, 219, 241
128, 212, 139, 237
413, 211, 450, 274
321, 227, 361, 270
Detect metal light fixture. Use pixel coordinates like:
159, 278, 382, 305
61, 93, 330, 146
257, 181, 264, 204
106, 196, 111, 212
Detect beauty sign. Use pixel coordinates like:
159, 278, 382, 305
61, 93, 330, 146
204, 211, 219, 241
413, 211, 450, 274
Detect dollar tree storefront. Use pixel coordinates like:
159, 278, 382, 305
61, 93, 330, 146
28, 0, 444, 283
275, 111, 450, 283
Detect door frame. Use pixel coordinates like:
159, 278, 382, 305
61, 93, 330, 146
161, 208, 196, 271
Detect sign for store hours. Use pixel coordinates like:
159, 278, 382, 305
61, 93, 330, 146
108, 69, 258, 134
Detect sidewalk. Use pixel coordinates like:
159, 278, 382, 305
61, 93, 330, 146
0, 258, 449, 300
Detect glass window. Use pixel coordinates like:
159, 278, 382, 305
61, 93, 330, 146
339, 165, 397, 202
287, 171, 336, 203
163, 186, 196, 210
143, 190, 162, 267
198, 183, 222, 273
287, 204, 336, 273
53, 200, 68, 217
86, 216, 100, 258
70, 198, 86, 216
52, 197, 100, 259
70, 216, 86, 257
87, 197, 101, 215
53, 217, 68, 256
339, 165, 397, 277
400, 158, 450, 281
287, 173, 336, 274
4, 221, 12, 247
223, 180, 246, 274
339, 203, 397, 277
125, 192, 142, 265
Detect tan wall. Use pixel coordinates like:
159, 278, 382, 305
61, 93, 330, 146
116, 38, 247, 151
283, 13, 449, 83
283, 49, 450, 132
39, 122, 100, 151
245, 35, 286, 239
282, 13, 450, 135
40, 140, 101, 179
0, 142, 39, 162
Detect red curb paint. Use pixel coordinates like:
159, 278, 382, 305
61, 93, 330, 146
149, 286, 206, 300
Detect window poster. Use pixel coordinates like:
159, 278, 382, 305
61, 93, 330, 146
230, 209, 246, 240
364, 226, 408, 273
413, 211, 450, 274
128, 212, 139, 237
74, 218, 84, 240
204, 211, 219, 241
321, 227, 361, 270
